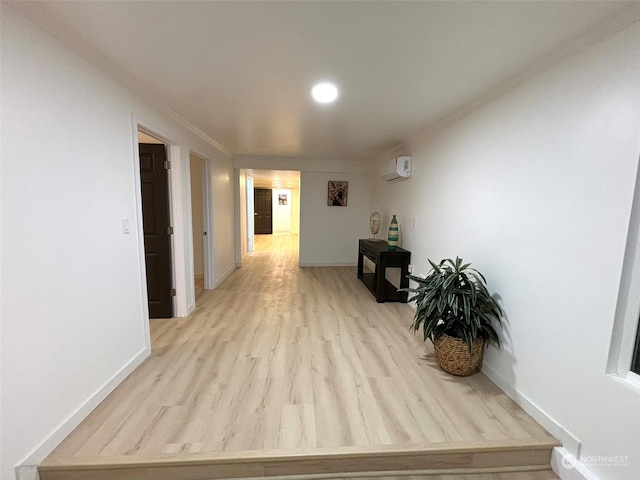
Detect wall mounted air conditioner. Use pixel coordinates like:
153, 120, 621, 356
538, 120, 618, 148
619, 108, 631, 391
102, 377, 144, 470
380, 156, 412, 181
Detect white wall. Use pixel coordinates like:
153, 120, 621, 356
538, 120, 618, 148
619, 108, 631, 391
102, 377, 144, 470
239, 170, 248, 259
0, 7, 235, 480
190, 155, 204, 276
210, 159, 236, 286
234, 157, 373, 266
373, 23, 640, 480
273, 188, 292, 232
300, 172, 372, 266
291, 187, 300, 235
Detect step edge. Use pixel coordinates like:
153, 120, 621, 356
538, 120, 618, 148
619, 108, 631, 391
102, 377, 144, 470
40, 439, 560, 471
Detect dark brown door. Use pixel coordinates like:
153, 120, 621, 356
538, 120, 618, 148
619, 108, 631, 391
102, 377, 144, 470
254, 188, 272, 234
139, 143, 173, 318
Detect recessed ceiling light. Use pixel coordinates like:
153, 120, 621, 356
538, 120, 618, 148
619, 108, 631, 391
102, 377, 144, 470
311, 82, 338, 104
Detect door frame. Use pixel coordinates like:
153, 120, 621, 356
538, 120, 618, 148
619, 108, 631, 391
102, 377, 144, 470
233, 169, 254, 266
191, 151, 215, 291
132, 115, 191, 331
247, 174, 255, 253
133, 124, 177, 321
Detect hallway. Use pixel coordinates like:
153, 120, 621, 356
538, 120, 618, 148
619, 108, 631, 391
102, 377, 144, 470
253, 232, 299, 255
40, 237, 558, 479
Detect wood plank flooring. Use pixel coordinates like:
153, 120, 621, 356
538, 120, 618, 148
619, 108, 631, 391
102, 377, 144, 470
41, 234, 558, 479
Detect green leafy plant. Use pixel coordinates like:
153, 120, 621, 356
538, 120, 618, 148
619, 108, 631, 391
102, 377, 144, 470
401, 257, 503, 351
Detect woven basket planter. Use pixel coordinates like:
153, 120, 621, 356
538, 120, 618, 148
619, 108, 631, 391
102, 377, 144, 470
433, 334, 484, 376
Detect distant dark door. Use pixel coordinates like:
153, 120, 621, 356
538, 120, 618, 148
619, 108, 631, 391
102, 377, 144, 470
139, 143, 173, 318
254, 188, 273, 234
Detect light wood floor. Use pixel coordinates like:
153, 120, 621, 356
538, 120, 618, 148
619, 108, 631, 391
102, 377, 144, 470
42, 233, 558, 479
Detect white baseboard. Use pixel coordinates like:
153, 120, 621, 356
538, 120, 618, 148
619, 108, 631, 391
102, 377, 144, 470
16, 347, 150, 477
298, 262, 357, 267
238, 252, 249, 267
552, 447, 600, 480
214, 265, 236, 288
481, 362, 581, 455
15, 465, 39, 480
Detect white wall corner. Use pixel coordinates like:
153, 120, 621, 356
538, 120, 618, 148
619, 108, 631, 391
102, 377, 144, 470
482, 363, 581, 455
552, 447, 602, 480
168, 144, 190, 318
15, 465, 39, 480
17, 347, 150, 469
213, 265, 237, 288
233, 167, 242, 267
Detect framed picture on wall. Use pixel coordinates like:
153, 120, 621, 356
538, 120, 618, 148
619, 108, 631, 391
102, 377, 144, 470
327, 181, 348, 206
278, 193, 287, 205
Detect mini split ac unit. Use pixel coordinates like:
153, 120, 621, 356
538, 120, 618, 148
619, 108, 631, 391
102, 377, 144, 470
380, 156, 412, 181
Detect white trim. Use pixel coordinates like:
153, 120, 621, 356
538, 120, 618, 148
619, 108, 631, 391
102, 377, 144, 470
247, 174, 255, 254
134, 119, 191, 318
167, 144, 189, 317
238, 250, 251, 266
551, 447, 601, 480
624, 370, 640, 389
165, 144, 178, 317
607, 153, 640, 379
135, 121, 181, 317
186, 301, 195, 315
7, 2, 231, 157
482, 363, 581, 456
233, 168, 242, 267
130, 115, 152, 348
166, 110, 229, 156
16, 348, 149, 474
214, 265, 236, 288
189, 151, 214, 292
610, 371, 640, 394
378, 6, 640, 164
298, 262, 358, 267
202, 157, 215, 290
15, 465, 38, 480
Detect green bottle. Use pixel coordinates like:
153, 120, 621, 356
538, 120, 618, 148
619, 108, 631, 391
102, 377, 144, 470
388, 215, 398, 250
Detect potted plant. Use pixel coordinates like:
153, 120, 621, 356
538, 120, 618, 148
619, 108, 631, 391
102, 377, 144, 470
401, 257, 503, 376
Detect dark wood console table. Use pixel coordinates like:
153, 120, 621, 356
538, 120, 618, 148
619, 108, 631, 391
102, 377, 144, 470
357, 239, 411, 303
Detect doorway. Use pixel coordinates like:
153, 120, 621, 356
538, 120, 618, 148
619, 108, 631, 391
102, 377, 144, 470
254, 188, 273, 234
139, 142, 174, 318
237, 169, 300, 260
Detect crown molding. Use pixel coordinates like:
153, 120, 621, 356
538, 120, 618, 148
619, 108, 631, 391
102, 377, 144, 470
6, 2, 231, 157
381, 3, 640, 162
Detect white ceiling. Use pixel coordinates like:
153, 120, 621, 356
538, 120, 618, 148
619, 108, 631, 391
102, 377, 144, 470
10, 1, 640, 162
249, 170, 300, 189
